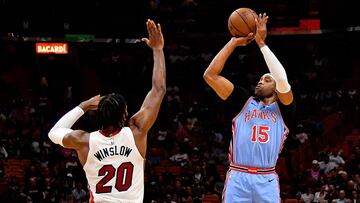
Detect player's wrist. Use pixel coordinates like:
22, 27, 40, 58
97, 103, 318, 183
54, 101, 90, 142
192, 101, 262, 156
78, 102, 89, 112
257, 40, 266, 48
152, 47, 163, 51
228, 38, 239, 48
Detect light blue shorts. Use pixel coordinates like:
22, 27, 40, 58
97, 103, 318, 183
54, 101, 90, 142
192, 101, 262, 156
222, 170, 280, 203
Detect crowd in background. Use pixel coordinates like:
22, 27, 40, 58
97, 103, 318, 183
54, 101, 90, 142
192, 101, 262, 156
0, 31, 359, 203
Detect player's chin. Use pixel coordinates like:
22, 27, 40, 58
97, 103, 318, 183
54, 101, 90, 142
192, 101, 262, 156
254, 89, 261, 97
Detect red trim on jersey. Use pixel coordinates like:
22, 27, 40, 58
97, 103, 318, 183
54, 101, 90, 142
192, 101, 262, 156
274, 102, 289, 155
278, 131, 288, 154
228, 140, 233, 163
222, 170, 231, 203
89, 187, 94, 203
274, 102, 287, 131
99, 128, 121, 137
230, 97, 253, 163
229, 163, 276, 174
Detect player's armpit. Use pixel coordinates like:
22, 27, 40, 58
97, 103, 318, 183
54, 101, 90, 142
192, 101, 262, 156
129, 86, 165, 135
277, 90, 293, 105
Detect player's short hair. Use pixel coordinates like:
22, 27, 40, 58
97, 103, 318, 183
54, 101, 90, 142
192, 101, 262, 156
97, 93, 127, 130
262, 73, 275, 81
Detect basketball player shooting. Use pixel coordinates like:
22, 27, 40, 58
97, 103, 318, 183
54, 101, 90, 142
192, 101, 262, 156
48, 19, 166, 203
203, 13, 294, 202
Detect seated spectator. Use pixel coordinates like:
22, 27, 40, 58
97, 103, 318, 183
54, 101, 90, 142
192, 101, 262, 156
325, 185, 336, 203
310, 160, 321, 181
192, 165, 204, 184
169, 144, 189, 167
337, 170, 349, 189
301, 187, 315, 203
345, 180, 357, 196
71, 182, 87, 203
0, 141, 8, 159
332, 189, 350, 203
164, 193, 177, 203
329, 149, 345, 165
319, 155, 339, 174
350, 190, 360, 203
314, 185, 328, 203
296, 131, 309, 144
26, 177, 42, 202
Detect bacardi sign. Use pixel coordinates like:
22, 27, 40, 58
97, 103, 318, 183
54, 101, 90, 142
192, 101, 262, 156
36, 43, 68, 54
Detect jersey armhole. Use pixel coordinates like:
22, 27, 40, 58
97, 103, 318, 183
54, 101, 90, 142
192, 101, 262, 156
125, 127, 146, 161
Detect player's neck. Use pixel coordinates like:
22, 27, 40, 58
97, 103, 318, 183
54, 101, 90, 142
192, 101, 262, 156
260, 97, 276, 106
101, 125, 121, 134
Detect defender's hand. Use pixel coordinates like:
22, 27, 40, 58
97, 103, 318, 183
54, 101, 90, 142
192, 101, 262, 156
142, 19, 164, 50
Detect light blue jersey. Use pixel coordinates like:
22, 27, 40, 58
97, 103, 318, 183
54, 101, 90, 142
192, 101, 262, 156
223, 97, 288, 203
230, 96, 288, 168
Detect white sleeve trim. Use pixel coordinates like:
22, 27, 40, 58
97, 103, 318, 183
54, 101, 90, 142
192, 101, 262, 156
260, 45, 291, 93
48, 128, 73, 147
48, 106, 84, 146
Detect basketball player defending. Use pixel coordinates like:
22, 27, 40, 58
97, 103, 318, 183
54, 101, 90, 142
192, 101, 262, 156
203, 14, 294, 202
48, 19, 165, 203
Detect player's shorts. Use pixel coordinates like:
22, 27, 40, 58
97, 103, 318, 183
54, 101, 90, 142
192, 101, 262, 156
222, 163, 280, 203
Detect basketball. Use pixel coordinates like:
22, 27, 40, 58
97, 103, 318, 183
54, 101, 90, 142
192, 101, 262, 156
228, 8, 258, 37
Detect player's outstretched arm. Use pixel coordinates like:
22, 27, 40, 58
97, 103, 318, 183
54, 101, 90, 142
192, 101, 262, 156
255, 13, 293, 105
129, 19, 166, 157
48, 95, 101, 150
203, 33, 254, 100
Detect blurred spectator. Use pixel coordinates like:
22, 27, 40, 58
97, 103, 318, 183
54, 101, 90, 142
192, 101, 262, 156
310, 160, 321, 181
42, 177, 56, 202
325, 185, 336, 203
26, 177, 42, 202
72, 182, 86, 203
301, 187, 314, 203
350, 190, 360, 203
164, 193, 176, 203
192, 165, 204, 184
0, 161, 4, 178
169, 144, 189, 167
8, 176, 21, 201
330, 149, 346, 165
0, 140, 8, 159
319, 155, 339, 174
314, 185, 327, 203
214, 174, 225, 197
333, 189, 350, 203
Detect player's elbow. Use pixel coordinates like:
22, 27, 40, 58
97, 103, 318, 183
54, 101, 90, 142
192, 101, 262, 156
48, 129, 58, 144
160, 86, 166, 96
203, 71, 214, 84
154, 84, 166, 96
280, 99, 293, 106
48, 128, 72, 146
277, 90, 294, 106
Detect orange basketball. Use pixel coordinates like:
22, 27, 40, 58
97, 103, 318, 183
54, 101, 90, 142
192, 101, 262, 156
228, 8, 258, 37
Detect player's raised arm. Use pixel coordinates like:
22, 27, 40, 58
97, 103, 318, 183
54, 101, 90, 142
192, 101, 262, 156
48, 95, 101, 150
129, 19, 166, 157
255, 13, 293, 105
203, 34, 254, 100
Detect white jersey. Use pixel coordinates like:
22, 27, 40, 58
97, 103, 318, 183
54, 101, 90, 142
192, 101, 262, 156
83, 127, 144, 203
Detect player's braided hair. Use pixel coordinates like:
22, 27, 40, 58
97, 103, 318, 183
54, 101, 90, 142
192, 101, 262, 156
97, 93, 127, 130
